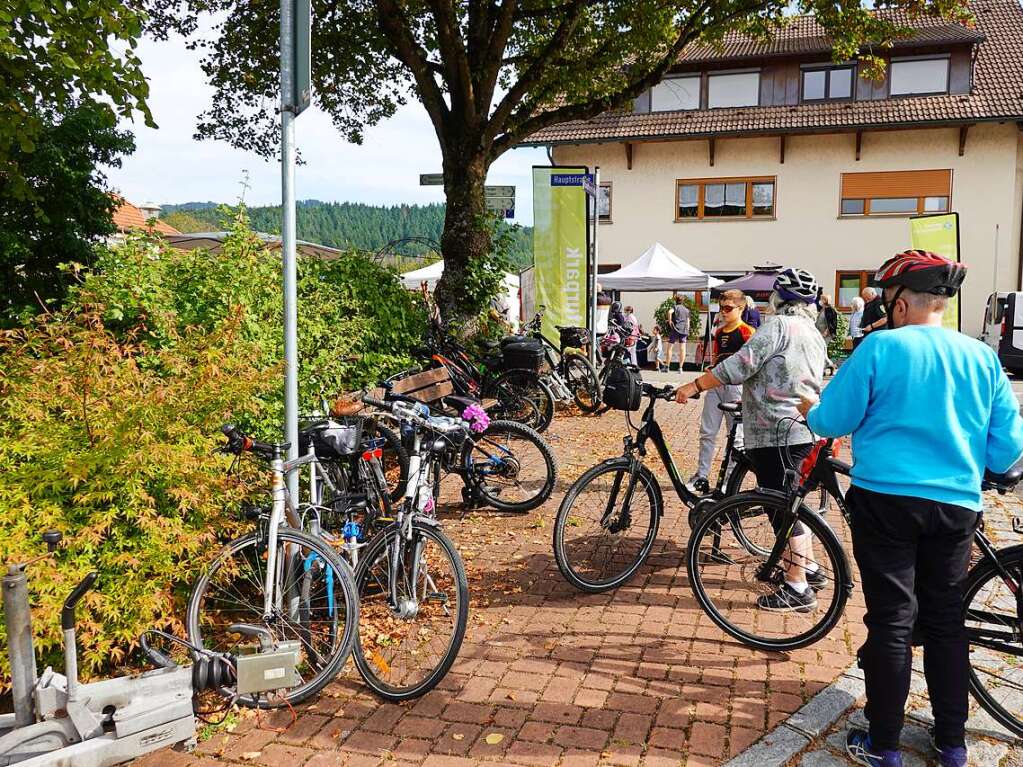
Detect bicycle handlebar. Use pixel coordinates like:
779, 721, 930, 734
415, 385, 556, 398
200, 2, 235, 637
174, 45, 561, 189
62, 572, 98, 631
361, 394, 468, 436
219, 424, 276, 458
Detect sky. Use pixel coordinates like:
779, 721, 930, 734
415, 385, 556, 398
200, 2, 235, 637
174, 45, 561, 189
106, 31, 550, 226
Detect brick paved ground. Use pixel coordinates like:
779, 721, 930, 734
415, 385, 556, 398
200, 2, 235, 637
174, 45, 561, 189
139, 402, 869, 767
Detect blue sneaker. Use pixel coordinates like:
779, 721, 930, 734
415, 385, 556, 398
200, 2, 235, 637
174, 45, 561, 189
929, 728, 968, 767
846, 728, 904, 767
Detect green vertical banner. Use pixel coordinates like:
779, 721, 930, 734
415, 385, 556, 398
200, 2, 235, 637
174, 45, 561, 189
533, 167, 589, 341
910, 212, 961, 331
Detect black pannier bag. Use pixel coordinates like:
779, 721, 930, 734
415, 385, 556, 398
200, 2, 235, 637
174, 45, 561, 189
499, 334, 530, 347
298, 417, 363, 459
559, 326, 589, 349
501, 339, 544, 371
603, 365, 643, 411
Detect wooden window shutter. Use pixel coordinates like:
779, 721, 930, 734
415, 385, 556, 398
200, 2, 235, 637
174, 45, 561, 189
841, 169, 952, 199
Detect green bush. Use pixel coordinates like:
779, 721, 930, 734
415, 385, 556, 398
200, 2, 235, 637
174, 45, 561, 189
0, 310, 269, 681
654, 295, 702, 339
73, 210, 428, 428
0, 212, 430, 684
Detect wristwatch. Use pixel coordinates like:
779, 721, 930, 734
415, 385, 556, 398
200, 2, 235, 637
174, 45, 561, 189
694, 378, 704, 393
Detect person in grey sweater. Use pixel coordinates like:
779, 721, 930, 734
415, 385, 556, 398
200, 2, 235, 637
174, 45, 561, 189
676, 267, 827, 612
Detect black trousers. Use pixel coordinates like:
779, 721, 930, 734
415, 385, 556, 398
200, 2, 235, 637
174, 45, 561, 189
847, 485, 979, 750
747, 443, 813, 536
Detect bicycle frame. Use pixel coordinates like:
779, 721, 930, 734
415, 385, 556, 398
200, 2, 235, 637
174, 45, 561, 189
263, 448, 317, 620
627, 394, 705, 511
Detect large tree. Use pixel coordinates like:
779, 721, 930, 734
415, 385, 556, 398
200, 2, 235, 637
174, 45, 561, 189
0, 101, 135, 323
1, 0, 151, 200
149, 0, 969, 320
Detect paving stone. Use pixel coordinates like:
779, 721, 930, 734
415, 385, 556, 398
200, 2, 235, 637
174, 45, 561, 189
797, 750, 851, 767
786, 686, 859, 738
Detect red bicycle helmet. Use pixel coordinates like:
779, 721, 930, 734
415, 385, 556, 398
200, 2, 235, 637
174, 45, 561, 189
873, 250, 967, 296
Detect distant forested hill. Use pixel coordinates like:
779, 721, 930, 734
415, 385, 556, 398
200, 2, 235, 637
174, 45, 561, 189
162, 200, 533, 269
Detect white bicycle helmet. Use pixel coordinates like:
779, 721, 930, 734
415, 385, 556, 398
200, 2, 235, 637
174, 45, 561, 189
773, 267, 819, 303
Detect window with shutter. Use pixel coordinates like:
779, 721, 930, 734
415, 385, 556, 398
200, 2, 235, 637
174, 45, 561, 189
839, 170, 952, 217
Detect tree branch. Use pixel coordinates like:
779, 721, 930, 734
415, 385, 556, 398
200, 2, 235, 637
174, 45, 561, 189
482, 0, 589, 147
374, 0, 451, 144
475, 0, 518, 119
491, 0, 771, 158
427, 0, 476, 124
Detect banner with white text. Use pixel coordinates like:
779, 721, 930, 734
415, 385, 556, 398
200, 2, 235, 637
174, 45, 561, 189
910, 212, 961, 331
532, 167, 589, 341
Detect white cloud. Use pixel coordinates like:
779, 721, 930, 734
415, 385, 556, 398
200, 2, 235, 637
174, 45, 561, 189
107, 31, 550, 225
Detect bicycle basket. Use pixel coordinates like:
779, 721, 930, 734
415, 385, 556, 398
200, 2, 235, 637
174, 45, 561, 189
559, 326, 589, 349
501, 339, 544, 371
603, 365, 642, 411
299, 417, 364, 459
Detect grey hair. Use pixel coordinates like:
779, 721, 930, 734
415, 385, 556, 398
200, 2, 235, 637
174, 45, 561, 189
862, 287, 878, 300
850, 296, 864, 312
897, 288, 949, 313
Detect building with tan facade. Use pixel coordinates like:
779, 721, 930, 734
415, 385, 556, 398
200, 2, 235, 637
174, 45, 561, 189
522, 0, 1023, 337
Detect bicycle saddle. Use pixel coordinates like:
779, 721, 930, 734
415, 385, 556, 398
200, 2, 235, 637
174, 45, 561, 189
717, 402, 741, 414
983, 462, 1023, 493
441, 394, 487, 413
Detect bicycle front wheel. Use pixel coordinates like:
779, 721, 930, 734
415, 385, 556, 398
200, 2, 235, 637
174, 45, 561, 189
354, 521, 468, 701
965, 544, 1023, 738
187, 528, 359, 707
563, 353, 601, 413
686, 492, 850, 651
553, 460, 662, 593
460, 420, 557, 512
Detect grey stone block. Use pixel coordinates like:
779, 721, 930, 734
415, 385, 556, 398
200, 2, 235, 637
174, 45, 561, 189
798, 749, 851, 766
788, 687, 859, 738
965, 734, 1011, 765
722, 725, 810, 767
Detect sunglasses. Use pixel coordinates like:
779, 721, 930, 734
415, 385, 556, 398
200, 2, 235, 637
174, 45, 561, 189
719, 304, 740, 311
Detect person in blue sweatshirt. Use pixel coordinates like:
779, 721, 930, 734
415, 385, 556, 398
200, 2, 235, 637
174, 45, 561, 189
797, 250, 1023, 767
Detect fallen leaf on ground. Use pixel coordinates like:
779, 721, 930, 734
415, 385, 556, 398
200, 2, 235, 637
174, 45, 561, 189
452, 733, 465, 741
485, 733, 505, 745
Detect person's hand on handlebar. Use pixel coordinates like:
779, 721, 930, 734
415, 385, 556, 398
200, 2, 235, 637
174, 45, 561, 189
674, 370, 723, 403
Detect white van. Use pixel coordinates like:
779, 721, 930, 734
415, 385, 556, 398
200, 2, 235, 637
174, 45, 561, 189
980, 291, 1023, 375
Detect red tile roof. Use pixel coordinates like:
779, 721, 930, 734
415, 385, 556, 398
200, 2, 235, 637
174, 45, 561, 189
111, 196, 180, 236
523, 0, 1022, 145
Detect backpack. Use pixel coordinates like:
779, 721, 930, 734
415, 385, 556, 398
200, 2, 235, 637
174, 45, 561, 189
603, 365, 643, 411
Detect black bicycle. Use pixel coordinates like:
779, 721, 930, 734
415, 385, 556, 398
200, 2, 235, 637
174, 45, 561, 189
553, 382, 757, 592
686, 435, 1023, 737
524, 308, 601, 413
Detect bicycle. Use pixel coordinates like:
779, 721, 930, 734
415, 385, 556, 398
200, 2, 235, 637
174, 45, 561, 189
553, 381, 757, 593
185, 426, 359, 707
343, 392, 471, 701
523, 308, 601, 413
686, 435, 1023, 737
0, 532, 304, 765
419, 321, 556, 433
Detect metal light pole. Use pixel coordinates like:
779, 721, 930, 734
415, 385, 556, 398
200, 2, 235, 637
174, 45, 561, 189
280, 0, 310, 499
589, 167, 600, 366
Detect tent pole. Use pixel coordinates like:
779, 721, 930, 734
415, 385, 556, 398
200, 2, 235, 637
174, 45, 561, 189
589, 167, 600, 366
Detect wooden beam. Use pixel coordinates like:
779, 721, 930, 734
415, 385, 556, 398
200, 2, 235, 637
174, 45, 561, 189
855, 130, 862, 161
958, 124, 970, 156
625, 142, 633, 170
779, 135, 786, 164
708, 138, 715, 167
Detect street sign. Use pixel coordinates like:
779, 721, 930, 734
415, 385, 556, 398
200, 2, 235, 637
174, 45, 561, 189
581, 176, 597, 198
486, 196, 515, 209
420, 173, 444, 186
484, 185, 515, 198
291, 0, 311, 115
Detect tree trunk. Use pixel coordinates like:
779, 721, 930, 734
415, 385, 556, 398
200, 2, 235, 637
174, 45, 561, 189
435, 152, 492, 324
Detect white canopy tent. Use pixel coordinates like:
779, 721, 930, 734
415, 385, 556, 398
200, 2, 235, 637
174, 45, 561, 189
400, 260, 521, 327
598, 242, 722, 291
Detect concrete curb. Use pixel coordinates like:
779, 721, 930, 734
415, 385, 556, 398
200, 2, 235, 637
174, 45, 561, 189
722, 662, 865, 767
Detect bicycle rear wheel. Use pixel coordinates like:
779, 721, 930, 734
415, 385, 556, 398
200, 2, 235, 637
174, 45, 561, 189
490, 369, 555, 433
460, 420, 557, 512
965, 545, 1023, 738
686, 492, 850, 651
553, 460, 662, 593
187, 528, 359, 707
563, 353, 601, 413
354, 521, 468, 701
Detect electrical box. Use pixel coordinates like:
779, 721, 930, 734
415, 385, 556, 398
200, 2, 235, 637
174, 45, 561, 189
235, 641, 301, 695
